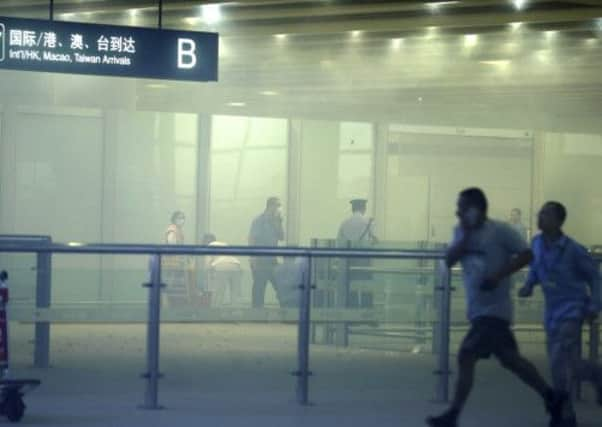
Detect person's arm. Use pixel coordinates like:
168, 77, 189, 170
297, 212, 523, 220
482, 225, 532, 291
445, 227, 468, 268
166, 230, 177, 244
518, 263, 540, 298
275, 214, 285, 242
575, 246, 601, 319
518, 239, 540, 298
248, 219, 258, 246
482, 249, 533, 291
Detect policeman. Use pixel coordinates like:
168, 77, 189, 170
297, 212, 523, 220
337, 198, 377, 288
337, 199, 377, 247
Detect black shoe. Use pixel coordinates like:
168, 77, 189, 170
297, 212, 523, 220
426, 410, 458, 427
549, 414, 577, 427
596, 384, 602, 406
545, 390, 568, 419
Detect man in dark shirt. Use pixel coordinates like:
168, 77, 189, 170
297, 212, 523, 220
248, 197, 285, 308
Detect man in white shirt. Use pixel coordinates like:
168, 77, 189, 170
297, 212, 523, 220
337, 199, 377, 247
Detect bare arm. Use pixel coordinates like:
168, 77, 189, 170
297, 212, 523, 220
445, 233, 469, 268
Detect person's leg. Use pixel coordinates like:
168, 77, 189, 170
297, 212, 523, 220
497, 343, 567, 425
561, 320, 602, 405
546, 321, 582, 425
212, 271, 227, 306
427, 331, 480, 427
229, 268, 243, 306
575, 359, 602, 405
252, 265, 269, 308
498, 349, 552, 399
450, 350, 479, 413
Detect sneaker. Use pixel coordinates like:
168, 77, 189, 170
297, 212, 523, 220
426, 410, 458, 427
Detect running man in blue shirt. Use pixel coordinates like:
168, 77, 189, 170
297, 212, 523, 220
519, 201, 602, 427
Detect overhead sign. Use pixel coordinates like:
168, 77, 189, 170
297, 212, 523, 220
0, 16, 218, 82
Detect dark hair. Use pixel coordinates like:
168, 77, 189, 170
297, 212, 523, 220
171, 211, 185, 224
202, 233, 217, 245
459, 188, 488, 213
266, 197, 280, 209
545, 201, 567, 224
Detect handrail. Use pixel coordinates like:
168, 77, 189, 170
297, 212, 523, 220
0, 241, 446, 259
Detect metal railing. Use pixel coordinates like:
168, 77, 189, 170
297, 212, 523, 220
0, 236, 599, 410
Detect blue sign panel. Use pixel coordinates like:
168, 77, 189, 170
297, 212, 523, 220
0, 17, 218, 82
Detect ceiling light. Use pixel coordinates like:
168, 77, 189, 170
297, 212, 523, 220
274, 34, 287, 40
513, 0, 527, 11
350, 30, 362, 39
201, 4, 222, 25
261, 91, 278, 96
129, 9, 139, 17
391, 38, 404, 49
184, 17, 202, 25
425, 26, 438, 39
61, 13, 75, 18
464, 34, 478, 47
427, 1, 460, 12
480, 60, 511, 67
228, 102, 246, 107
146, 83, 168, 89
544, 30, 557, 40
510, 22, 523, 31
536, 49, 551, 63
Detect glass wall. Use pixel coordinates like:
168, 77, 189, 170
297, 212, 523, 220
209, 115, 288, 246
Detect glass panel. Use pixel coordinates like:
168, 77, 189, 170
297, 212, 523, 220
160, 253, 299, 406
209, 115, 288, 246
310, 242, 439, 402
298, 120, 374, 246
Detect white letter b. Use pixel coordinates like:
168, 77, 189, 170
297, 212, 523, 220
177, 38, 196, 69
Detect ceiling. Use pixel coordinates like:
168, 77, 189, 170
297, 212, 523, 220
0, 1, 601, 129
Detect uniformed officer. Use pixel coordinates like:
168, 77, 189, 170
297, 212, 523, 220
337, 198, 377, 285
337, 199, 377, 247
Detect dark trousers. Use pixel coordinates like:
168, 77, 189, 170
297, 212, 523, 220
251, 262, 276, 308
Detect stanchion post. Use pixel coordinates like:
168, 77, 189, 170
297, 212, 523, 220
434, 260, 452, 403
295, 256, 313, 405
141, 254, 163, 410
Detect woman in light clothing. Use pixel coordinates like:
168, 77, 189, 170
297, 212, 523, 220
203, 234, 242, 307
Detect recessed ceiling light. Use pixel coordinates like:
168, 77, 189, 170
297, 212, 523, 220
184, 17, 202, 25
274, 34, 287, 40
480, 60, 511, 67
391, 38, 404, 49
146, 83, 168, 89
260, 91, 278, 96
201, 4, 222, 25
228, 102, 246, 107
513, 0, 527, 11
510, 22, 523, 31
464, 34, 479, 47
129, 9, 139, 17
426, 1, 460, 12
